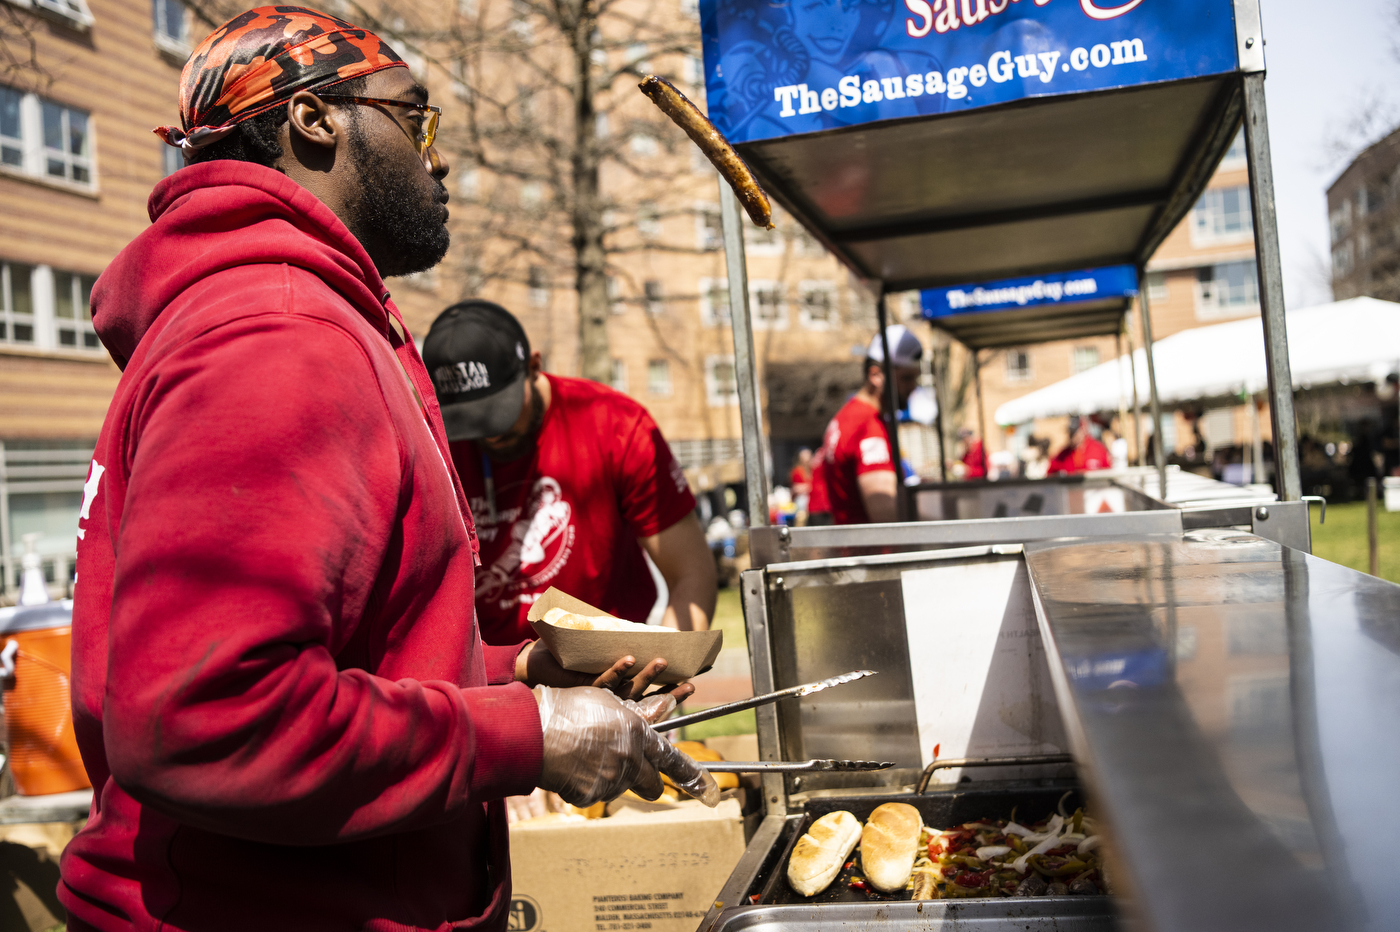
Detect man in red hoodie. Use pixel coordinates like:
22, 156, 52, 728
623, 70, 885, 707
60, 8, 714, 931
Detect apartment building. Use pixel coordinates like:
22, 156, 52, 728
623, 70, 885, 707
0, 0, 882, 594
1328, 125, 1400, 303
972, 130, 1267, 465
0, 0, 193, 593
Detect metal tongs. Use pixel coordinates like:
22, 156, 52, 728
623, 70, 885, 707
701, 759, 894, 773
652, 669, 876, 733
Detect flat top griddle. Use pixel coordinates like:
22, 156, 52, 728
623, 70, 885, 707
746, 782, 1094, 907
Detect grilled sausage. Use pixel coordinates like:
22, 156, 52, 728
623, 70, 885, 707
638, 75, 774, 230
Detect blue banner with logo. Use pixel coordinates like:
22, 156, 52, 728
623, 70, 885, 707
700, 0, 1241, 145
921, 265, 1137, 319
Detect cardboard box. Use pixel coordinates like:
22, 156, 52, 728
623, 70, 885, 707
508, 799, 745, 932
527, 587, 723, 685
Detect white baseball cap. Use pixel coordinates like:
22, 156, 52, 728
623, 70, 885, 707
866, 324, 923, 368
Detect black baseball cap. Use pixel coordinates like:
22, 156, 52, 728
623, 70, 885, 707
422, 300, 531, 441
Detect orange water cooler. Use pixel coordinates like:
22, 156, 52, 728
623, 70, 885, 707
0, 603, 91, 795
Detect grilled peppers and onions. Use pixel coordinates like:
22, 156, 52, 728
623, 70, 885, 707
911, 810, 1104, 899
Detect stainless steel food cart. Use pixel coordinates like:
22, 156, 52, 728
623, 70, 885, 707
690, 1, 1400, 930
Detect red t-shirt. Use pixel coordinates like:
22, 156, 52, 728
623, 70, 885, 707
789, 465, 811, 489
962, 439, 987, 479
450, 375, 696, 644
811, 395, 894, 524
1048, 436, 1111, 474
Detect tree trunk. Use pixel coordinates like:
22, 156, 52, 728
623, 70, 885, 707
571, 0, 611, 383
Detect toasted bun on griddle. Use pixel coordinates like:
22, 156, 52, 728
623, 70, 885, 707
787, 810, 862, 896
860, 802, 922, 893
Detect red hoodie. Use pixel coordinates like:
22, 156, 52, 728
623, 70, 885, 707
59, 162, 543, 932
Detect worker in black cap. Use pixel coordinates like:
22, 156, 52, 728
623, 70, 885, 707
423, 300, 717, 645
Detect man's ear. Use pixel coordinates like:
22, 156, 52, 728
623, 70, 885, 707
529, 349, 543, 375
286, 90, 342, 157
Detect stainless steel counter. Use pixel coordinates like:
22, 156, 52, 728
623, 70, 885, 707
1025, 530, 1400, 932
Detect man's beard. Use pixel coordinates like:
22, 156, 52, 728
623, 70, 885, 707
345, 121, 451, 278
481, 385, 546, 462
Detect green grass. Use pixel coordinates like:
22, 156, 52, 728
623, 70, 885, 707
1310, 500, 1400, 583
679, 708, 756, 741
710, 587, 747, 651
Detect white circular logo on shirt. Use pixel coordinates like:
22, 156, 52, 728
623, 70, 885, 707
476, 476, 575, 604
859, 436, 891, 466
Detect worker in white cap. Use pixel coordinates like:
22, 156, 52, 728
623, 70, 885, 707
808, 325, 923, 524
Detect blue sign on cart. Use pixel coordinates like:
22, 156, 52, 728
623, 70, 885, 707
700, 0, 1242, 145
921, 264, 1138, 319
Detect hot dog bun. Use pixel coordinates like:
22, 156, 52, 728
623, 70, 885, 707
542, 607, 667, 633
787, 810, 862, 897
860, 803, 922, 893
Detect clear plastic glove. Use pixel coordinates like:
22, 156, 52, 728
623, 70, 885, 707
536, 686, 721, 808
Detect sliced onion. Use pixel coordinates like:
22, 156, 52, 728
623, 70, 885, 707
1003, 821, 1033, 837
1018, 814, 1065, 843
1010, 815, 1067, 873
1077, 835, 1101, 857
977, 845, 1012, 860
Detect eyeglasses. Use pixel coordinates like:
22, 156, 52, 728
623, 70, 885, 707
316, 94, 441, 166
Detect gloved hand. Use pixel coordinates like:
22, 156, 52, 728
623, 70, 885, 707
535, 686, 721, 808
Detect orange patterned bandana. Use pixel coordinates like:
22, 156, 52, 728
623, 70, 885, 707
155, 5, 406, 152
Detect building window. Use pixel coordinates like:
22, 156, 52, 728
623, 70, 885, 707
1196, 260, 1260, 320
644, 279, 663, 315
41, 100, 92, 185
750, 281, 786, 329
1, 261, 35, 345
685, 55, 705, 88
745, 222, 782, 256
700, 277, 730, 327
509, 0, 532, 38
696, 203, 721, 250
0, 86, 95, 188
53, 270, 98, 350
520, 181, 542, 208
153, 0, 189, 54
1071, 345, 1100, 373
610, 358, 627, 393
637, 202, 660, 239
793, 227, 823, 256
798, 280, 836, 329
629, 133, 657, 157
1220, 128, 1245, 168
1145, 272, 1168, 301
1192, 185, 1253, 243
626, 42, 650, 74
648, 359, 671, 396
1005, 347, 1032, 383
705, 355, 737, 407
1, 86, 21, 168
21, 0, 95, 29
606, 275, 623, 314
161, 144, 183, 178
528, 265, 549, 307
1332, 242, 1354, 277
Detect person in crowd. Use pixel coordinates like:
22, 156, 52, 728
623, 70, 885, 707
808, 325, 923, 524
1049, 416, 1111, 474
61, 9, 713, 930
425, 301, 717, 641
789, 448, 814, 513
958, 428, 987, 480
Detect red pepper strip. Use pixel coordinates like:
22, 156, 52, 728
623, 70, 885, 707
844, 860, 855, 870
952, 869, 995, 888
1046, 845, 1076, 857
849, 879, 869, 891
748, 894, 762, 904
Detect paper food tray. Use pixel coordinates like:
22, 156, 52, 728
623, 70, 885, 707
526, 587, 723, 684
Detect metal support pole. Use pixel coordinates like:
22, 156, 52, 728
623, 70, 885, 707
1242, 72, 1302, 501
1124, 312, 1143, 467
974, 350, 987, 455
876, 288, 907, 520
1367, 477, 1379, 577
1136, 282, 1169, 498
719, 183, 769, 526
931, 338, 948, 484
0, 440, 9, 598
1114, 332, 1129, 469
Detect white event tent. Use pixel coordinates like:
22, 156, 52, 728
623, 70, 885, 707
995, 297, 1400, 426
